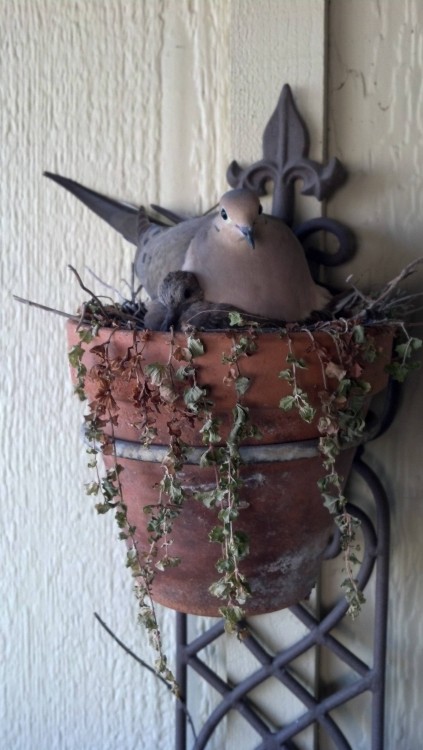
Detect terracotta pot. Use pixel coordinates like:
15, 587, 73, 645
67, 320, 393, 616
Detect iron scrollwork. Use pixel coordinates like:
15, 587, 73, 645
227, 84, 355, 270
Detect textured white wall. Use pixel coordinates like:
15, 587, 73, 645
2, 1, 422, 749
2, 2, 230, 749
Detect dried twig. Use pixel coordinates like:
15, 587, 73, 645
84, 265, 127, 302
13, 295, 78, 320
68, 264, 111, 321
120, 263, 143, 302
361, 257, 423, 310
93, 612, 197, 741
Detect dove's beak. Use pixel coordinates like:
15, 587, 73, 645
239, 226, 255, 249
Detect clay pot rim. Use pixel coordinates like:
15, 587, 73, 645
67, 318, 395, 340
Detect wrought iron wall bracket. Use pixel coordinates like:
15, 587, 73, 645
171, 84, 393, 750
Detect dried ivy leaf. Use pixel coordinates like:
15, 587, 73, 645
208, 526, 227, 543
209, 580, 231, 599
187, 335, 205, 357
172, 346, 192, 362
175, 364, 195, 381
155, 556, 181, 571
199, 417, 221, 444
220, 605, 246, 632
298, 404, 316, 424
278, 368, 293, 381
325, 361, 347, 381
228, 312, 245, 327
145, 363, 168, 386
85, 481, 100, 495
279, 395, 296, 411
159, 383, 178, 403
184, 385, 206, 412
78, 328, 96, 344
353, 325, 366, 344
68, 343, 85, 367
235, 376, 251, 396
95, 502, 112, 514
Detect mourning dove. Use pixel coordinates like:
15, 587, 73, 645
182, 189, 331, 321
44, 173, 331, 320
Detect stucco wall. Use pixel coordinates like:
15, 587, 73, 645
2, 1, 422, 749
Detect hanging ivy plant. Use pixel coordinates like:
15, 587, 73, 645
63, 261, 422, 691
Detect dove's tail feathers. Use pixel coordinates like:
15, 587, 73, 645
43, 172, 140, 245
137, 206, 152, 236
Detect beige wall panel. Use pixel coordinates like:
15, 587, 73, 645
326, 1, 423, 748
230, 0, 327, 222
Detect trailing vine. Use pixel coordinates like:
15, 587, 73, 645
141, 333, 206, 576
195, 327, 261, 632
278, 319, 422, 617
385, 326, 422, 382
278, 324, 377, 616
69, 323, 182, 692
279, 335, 317, 424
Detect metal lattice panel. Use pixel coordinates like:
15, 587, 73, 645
174, 448, 390, 749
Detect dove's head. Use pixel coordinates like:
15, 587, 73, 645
216, 189, 263, 249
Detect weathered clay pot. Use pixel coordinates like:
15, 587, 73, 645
67, 320, 393, 616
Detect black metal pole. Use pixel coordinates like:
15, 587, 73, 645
354, 455, 390, 750
175, 612, 188, 750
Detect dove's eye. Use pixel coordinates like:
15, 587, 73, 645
220, 208, 228, 220
258, 204, 263, 214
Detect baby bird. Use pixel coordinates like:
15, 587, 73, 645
143, 271, 204, 331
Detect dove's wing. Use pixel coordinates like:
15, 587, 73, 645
44, 171, 214, 299
135, 213, 212, 298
